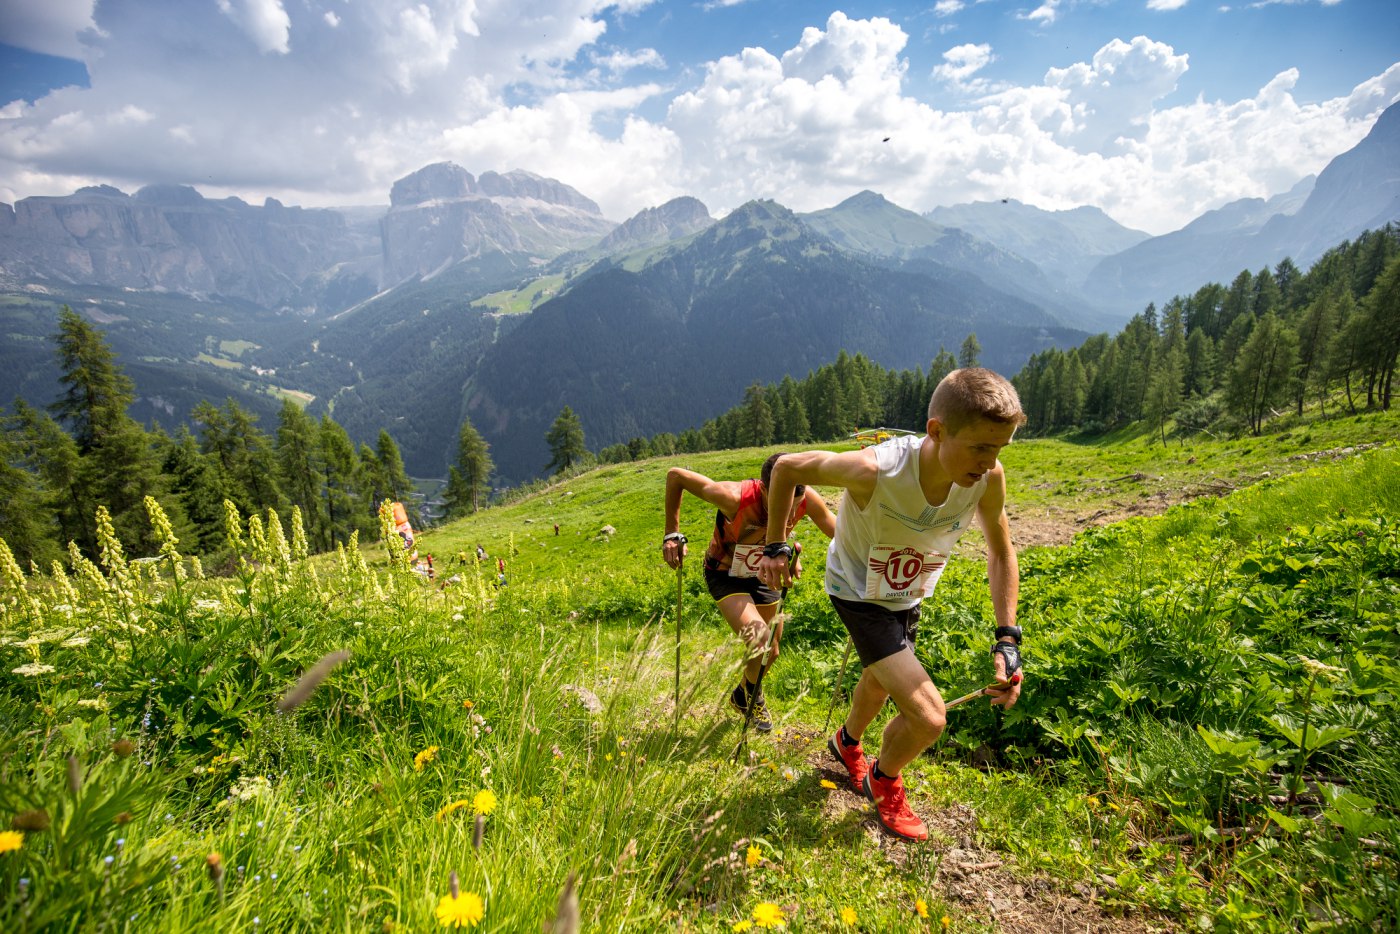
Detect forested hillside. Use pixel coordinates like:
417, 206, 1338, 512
0, 309, 416, 569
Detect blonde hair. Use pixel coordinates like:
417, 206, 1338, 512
928, 368, 1026, 435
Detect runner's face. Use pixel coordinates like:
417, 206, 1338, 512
932, 417, 1017, 486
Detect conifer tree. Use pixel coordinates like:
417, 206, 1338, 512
740, 383, 775, 447
446, 417, 493, 516
0, 415, 57, 565
958, 333, 981, 368
376, 431, 412, 503
545, 406, 587, 475
276, 400, 330, 550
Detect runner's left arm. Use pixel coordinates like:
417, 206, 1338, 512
976, 462, 1021, 708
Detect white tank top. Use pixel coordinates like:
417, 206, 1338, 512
825, 434, 987, 610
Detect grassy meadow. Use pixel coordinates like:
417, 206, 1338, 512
2, 419, 1398, 932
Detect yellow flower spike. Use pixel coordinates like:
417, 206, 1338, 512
435, 891, 484, 928
746, 843, 762, 868
915, 897, 930, 918
472, 789, 498, 815
0, 830, 23, 854
414, 746, 440, 772
435, 799, 471, 821
751, 902, 786, 928
840, 906, 857, 925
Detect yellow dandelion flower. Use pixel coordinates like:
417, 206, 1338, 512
820, 779, 838, 790
915, 898, 929, 919
840, 906, 857, 925
746, 843, 762, 868
942, 915, 951, 930
435, 891, 484, 928
1107, 801, 1121, 811
605, 753, 613, 761
415, 746, 440, 772
462, 699, 474, 709
472, 789, 498, 815
0, 830, 23, 854
752, 902, 786, 928
435, 799, 471, 821
732, 922, 754, 933
1086, 795, 1100, 808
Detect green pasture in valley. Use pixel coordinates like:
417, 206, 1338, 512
1, 420, 1397, 932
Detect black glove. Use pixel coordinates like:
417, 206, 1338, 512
991, 641, 1021, 678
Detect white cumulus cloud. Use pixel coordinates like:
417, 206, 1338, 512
0, 0, 101, 59
0, 5, 1396, 239
216, 0, 293, 55
933, 43, 995, 91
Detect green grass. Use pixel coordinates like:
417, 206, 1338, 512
471, 276, 567, 315
217, 340, 259, 358
194, 353, 243, 371
2, 414, 1398, 931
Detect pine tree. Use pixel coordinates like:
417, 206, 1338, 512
545, 406, 587, 475
319, 415, 365, 545
161, 428, 232, 556
276, 400, 329, 550
740, 383, 775, 447
449, 417, 493, 515
958, 333, 982, 368
9, 400, 86, 553
48, 307, 162, 553
376, 431, 412, 503
1293, 292, 1337, 415
49, 306, 136, 454
1228, 313, 1299, 434
0, 413, 57, 565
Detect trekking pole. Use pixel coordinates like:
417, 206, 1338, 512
822, 636, 854, 734
674, 554, 684, 732
944, 672, 1023, 710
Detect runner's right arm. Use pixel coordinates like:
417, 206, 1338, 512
757, 449, 878, 588
663, 468, 742, 569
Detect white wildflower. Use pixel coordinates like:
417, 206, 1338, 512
12, 663, 56, 677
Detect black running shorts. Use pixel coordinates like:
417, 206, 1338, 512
704, 567, 781, 607
829, 594, 921, 667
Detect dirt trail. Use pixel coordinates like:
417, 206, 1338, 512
777, 728, 1173, 933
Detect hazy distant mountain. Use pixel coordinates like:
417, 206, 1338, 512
926, 199, 1149, 289
463, 199, 1086, 482
0, 184, 380, 310
1084, 99, 1400, 312
380, 163, 615, 284
593, 196, 713, 254
1082, 178, 1315, 312
801, 191, 1111, 330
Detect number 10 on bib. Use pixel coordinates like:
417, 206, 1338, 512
865, 545, 947, 601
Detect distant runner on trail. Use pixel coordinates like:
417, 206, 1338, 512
663, 453, 837, 733
757, 368, 1025, 841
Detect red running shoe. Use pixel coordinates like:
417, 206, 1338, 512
862, 771, 929, 841
827, 730, 870, 795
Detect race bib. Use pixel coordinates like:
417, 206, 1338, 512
729, 543, 764, 578
865, 545, 947, 600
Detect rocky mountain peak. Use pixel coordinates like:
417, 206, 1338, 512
596, 196, 712, 252
389, 162, 477, 207
132, 184, 206, 205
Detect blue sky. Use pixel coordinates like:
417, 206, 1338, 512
0, 1, 1396, 234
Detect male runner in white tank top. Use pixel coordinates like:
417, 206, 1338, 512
756, 368, 1025, 841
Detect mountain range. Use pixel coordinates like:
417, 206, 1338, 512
2, 101, 1396, 482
